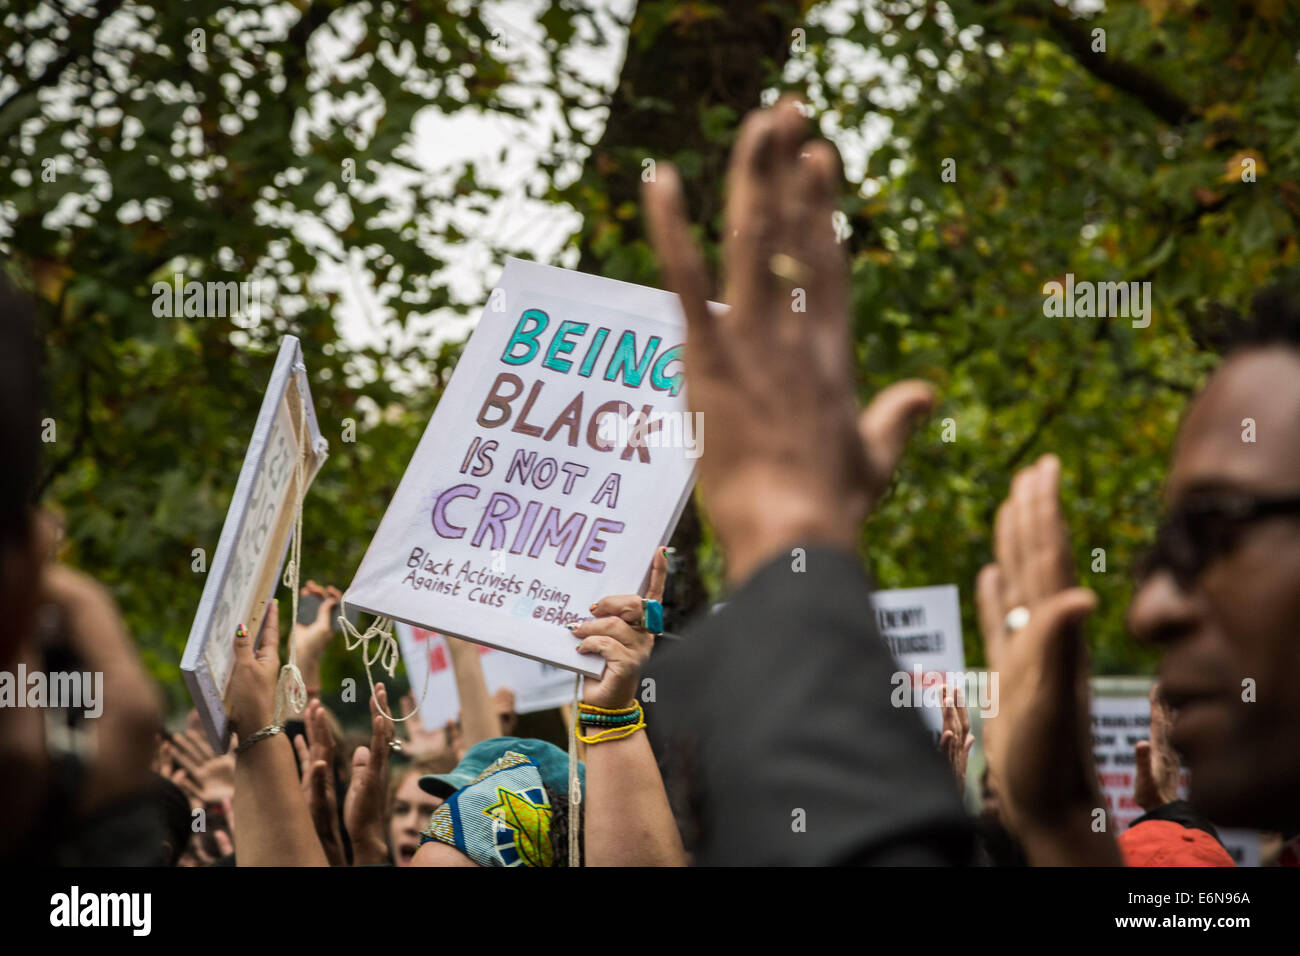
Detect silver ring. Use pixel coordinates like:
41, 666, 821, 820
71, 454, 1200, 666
1004, 606, 1030, 633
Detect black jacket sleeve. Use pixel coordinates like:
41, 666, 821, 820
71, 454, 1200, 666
645, 547, 975, 866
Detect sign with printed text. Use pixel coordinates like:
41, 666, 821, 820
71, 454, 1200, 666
873, 584, 968, 737
394, 622, 573, 727
346, 259, 700, 676
181, 336, 329, 752
1091, 693, 1260, 866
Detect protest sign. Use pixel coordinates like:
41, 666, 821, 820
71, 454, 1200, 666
874, 585, 970, 737
1091, 690, 1260, 866
181, 337, 328, 751
345, 259, 699, 677
394, 622, 573, 728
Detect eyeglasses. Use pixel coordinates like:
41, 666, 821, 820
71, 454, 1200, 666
1137, 492, 1300, 590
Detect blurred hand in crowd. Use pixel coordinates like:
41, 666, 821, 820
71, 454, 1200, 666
294, 580, 341, 693
1134, 684, 1181, 812
165, 719, 236, 808
493, 687, 518, 737
572, 548, 667, 709
644, 97, 933, 586
293, 698, 346, 865
976, 455, 1117, 864
399, 692, 458, 766
939, 682, 975, 793
344, 682, 395, 865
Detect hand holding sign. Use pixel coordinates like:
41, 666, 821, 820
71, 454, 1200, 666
573, 548, 667, 709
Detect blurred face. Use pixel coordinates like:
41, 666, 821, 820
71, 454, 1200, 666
388, 771, 443, 866
1128, 349, 1300, 829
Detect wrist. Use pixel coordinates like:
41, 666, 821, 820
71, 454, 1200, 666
711, 480, 859, 586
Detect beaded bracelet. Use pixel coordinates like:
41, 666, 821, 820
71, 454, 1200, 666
575, 702, 646, 744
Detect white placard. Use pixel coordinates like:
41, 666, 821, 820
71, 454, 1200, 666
181, 336, 328, 751
345, 259, 699, 676
1091, 692, 1260, 866
394, 622, 573, 728
873, 584, 967, 736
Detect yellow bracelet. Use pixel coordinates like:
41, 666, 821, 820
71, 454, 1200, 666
575, 720, 646, 745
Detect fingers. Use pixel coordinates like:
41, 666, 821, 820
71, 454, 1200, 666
293, 732, 311, 776
720, 103, 783, 309
213, 828, 234, 858
993, 498, 1023, 614
232, 623, 254, 666
858, 380, 937, 496
643, 163, 719, 358
1032, 587, 1098, 689
646, 547, 668, 604
975, 563, 1006, 668
570, 615, 652, 656
589, 594, 644, 625
254, 599, 281, 667
1028, 454, 1072, 600
351, 744, 372, 777
573, 633, 624, 667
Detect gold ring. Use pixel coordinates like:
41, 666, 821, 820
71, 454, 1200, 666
769, 252, 811, 286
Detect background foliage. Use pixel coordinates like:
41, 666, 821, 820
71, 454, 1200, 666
3, 0, 1298, 717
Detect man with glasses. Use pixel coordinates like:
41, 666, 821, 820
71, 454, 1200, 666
979, 280, 1300, 865
1128, 280, 1300, 833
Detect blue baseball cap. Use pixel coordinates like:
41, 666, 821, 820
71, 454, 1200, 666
418, 737, 584, 799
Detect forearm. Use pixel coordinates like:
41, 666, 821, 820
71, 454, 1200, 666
447, 638, 501, 746
583, 729, 686, 866
234, 734, 329, 866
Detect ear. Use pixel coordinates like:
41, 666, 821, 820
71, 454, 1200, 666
0, 512, 45, 670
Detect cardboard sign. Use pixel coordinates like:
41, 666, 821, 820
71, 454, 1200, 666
345, 259, 699, 676
181, 337, 328, 751
1091, 693, 1260, 866
873, 585, 968, 737
394, 622, 574, 728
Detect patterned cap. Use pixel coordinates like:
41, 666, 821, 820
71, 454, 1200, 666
419, 750, 568, 867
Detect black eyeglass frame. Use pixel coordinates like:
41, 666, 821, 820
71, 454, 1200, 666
1138, 492, 1300, 589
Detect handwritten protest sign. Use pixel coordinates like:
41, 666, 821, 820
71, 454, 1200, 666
346, 259, 699, 676
394, 622, 573, 727
1091, 691, 1260, 866
181, 337, 328, 751
874, 585, 971, 737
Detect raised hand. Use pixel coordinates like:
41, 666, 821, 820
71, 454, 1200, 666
293, 580, 342, 692
572, 548, 666, 709
1134, 684, 1181, 811
975, 454, 1117, 864
938, 682, 975, 793
343, 682, 395, 865
292, 698, 346, 865
165, 722, 236, 807
643, 98, 934, 586
399, 692, 457, 765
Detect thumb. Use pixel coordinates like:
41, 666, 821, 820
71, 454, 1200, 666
1134, 740, 1154, 801
858, 380, 936, 492
1035, 587, 1098, 642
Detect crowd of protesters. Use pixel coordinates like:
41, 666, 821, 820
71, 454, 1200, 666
3, 98, 1300, 868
